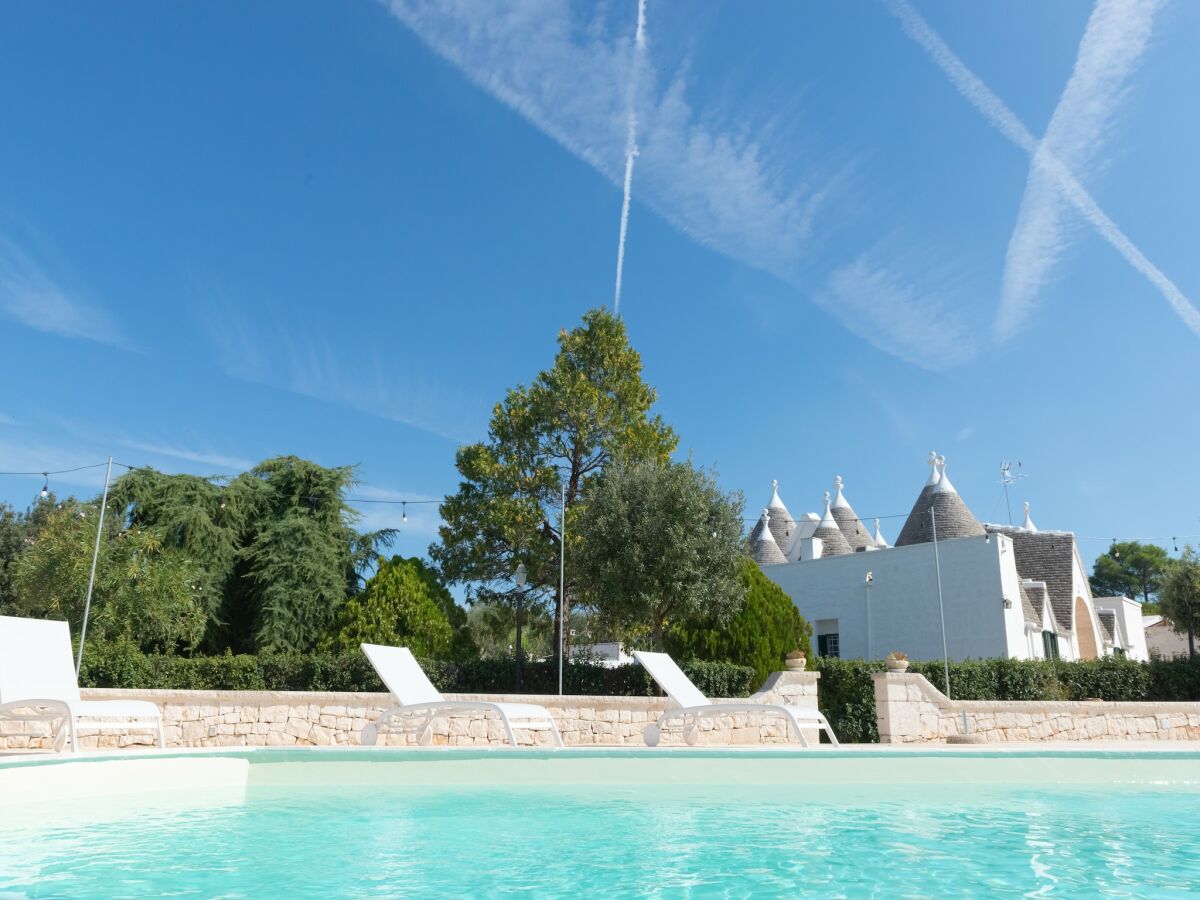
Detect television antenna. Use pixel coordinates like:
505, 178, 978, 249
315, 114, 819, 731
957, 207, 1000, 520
999, 460, 1027, 525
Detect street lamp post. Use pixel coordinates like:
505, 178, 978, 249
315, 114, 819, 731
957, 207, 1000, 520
864, 571, 874, 660
514, 562, 527, 692
930, 507, 952, 701
557, 478, 566, 696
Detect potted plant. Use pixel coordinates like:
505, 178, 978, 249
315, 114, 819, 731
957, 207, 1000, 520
885, 651, 909, 672
785, 650, 807, 671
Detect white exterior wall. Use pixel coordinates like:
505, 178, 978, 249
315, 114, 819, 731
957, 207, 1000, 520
766, 534, 1032, 662
1094, 597, 1149, 661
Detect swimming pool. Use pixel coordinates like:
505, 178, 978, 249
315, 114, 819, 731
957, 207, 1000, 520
2, 748, 1199, 897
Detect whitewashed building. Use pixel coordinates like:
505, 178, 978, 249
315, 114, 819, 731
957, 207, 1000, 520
752, 453, 1143, 662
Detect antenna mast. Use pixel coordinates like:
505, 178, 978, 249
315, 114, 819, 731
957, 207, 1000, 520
999, 460, 1027, 525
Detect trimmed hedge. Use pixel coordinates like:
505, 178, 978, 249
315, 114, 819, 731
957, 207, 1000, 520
77, 644, 757, 699
814, 657, 1200, 743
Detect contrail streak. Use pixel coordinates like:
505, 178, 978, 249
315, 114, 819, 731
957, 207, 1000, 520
613, 0, 647, 318
884, 0, 1200, 338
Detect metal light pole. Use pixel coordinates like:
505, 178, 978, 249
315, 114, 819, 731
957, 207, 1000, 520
76, 456, 113, 675
864, 571, 874, 660
930, 506, 951, 701
514, 562, 527, 691
558, 478, 566, 696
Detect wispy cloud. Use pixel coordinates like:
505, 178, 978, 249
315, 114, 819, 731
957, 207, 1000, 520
115, 439, 252, 472
0, 412, 17, 426
0, 236, 131, 349
206, 310, 485, 443
883, 0, 1200, 340
382, 1, 844, 292
998, 0, 1164, 339
819, 251, 981, 370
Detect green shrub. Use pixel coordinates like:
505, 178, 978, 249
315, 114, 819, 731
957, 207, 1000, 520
812, 658, 881, 743
77, 645, 755, 697
667, 558, 813, 684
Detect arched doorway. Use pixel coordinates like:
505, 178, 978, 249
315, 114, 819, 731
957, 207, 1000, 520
1074, 597, 1098, 659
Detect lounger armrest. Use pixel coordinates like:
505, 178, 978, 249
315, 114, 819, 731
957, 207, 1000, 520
0, 698, 71, 718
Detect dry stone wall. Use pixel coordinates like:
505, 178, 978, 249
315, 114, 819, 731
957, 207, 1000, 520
874, 671, 1200, 743
0, 671, 821, 752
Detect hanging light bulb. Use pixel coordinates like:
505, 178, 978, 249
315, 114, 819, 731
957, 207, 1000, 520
39, 474, 49, 500
402, 502, 408, 524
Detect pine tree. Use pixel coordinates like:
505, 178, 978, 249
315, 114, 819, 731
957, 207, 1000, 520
433, 308, 677, 664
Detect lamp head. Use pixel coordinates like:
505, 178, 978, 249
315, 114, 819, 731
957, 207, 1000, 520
515, 562, 527, 589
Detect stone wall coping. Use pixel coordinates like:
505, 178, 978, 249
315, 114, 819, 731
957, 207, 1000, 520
872, 671, 1200, 715
80, 688, 698, 707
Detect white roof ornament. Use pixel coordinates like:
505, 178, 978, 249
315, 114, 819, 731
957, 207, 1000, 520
1022, 501, 1038, 533
832, 475, 850, 509
873, 517, 889, 549
819, 491, 837, 528
925, 449, 941, 487
933, 455, 958, 495
768, 479, 786, 510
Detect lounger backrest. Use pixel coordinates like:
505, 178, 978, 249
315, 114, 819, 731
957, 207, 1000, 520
632, 651, 709, 709
361, 644, 445, 706
0, 616, 82, 706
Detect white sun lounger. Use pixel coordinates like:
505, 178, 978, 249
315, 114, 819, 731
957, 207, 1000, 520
633, 650, 839, 748
360, 644, 563, 748
0, 615, 164, 752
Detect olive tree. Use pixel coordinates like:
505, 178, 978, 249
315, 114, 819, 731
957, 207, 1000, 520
574, 457, 745, 650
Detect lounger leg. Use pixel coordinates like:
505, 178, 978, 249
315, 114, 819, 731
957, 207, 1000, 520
68, 715, 78, 753
417, 713, 436, 746
497, 711, 518, 748
548, 718, 564, 748
783, 712, 810, 748
819, 714, 840, 747
644, 710, 679, 747
156, 716, 165, 750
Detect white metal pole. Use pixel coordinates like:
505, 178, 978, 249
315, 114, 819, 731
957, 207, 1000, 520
930, 506, 951, 701
77, 456, 113, 675
865, 581, 872, 661
558, 479, 566, 696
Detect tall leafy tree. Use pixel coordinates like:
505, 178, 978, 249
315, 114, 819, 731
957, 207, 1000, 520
433, 308, 677, 662
1090, 541, 1171, 607
111, 456, 394, 653
0, 501, 26, 614
668, 558, 812, 684
1159, 547, 1199, 660
573, 457, 745, 650
14, 500, 206, 653
0, 496, 58, 614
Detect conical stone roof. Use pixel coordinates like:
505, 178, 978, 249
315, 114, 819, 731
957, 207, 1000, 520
829, 475, 872, 552
749, 509, 787, 566
894, 450, 942, 547
813, 492, 853, 558
895, 457, 985, 545
765, 480, 793, 550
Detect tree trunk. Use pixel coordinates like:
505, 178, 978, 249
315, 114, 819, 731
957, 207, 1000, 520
652, 616, 664, 652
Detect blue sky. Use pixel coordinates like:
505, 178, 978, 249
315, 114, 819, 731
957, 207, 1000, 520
2, 0, 1199, 566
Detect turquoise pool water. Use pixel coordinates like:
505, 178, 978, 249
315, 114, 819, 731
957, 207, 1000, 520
2, 753, 1200, 897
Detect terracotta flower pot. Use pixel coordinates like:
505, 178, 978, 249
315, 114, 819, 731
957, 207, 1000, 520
785, 658, 807, 671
